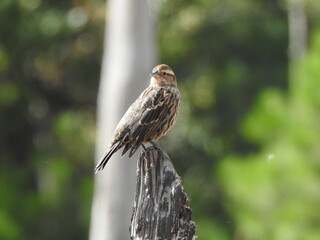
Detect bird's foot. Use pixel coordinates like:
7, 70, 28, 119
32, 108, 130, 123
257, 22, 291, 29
150, 141, 160, 150
141, 144, 147, 151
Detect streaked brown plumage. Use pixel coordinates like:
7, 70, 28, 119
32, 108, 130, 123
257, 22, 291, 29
95, 64, 180, 172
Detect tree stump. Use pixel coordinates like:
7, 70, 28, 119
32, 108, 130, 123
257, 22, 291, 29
130, 145, 196, 240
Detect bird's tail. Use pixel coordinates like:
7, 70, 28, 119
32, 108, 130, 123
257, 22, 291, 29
94, 143, 120, 173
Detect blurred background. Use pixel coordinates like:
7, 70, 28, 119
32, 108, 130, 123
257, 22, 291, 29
1, 0, 320, 239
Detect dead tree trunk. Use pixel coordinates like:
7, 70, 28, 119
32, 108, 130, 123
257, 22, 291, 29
130, 145, 196, 240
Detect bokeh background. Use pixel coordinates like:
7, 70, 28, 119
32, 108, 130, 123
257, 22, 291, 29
1, 0, 320, 239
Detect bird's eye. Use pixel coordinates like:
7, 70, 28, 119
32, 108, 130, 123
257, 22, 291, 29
162, 72, 167, 76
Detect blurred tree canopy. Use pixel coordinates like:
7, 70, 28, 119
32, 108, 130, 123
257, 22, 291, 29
0, 0, 320, 239
218, 31, 320, 240
0, 0, 103, 239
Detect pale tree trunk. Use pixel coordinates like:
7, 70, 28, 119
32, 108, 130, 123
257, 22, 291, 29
89, 0, 156, 239
287, 0, 307, 96
288, 0, 307, 62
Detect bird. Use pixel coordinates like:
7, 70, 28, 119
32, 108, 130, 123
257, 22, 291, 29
95, 64, 180, 173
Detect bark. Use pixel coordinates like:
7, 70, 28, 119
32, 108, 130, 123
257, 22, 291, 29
89, 0, 156, 239
130, 145, 197, 240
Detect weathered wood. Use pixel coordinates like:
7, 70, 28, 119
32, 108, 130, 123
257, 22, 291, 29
130, 145, 196, 240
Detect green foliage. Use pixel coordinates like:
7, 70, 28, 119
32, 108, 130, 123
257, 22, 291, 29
217, 31, 320, 239
197, 218, 229, 240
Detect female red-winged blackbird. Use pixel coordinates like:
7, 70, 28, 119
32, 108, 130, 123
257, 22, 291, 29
95, 64, 180, 172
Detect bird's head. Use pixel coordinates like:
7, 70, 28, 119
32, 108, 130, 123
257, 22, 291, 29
150, 64, 177, 87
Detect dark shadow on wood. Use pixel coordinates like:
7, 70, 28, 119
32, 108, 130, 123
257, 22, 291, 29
130, 145, 196, 240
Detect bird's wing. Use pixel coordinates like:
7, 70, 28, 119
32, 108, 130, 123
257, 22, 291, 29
94, 90, 151, 172
109, 87, 160, 145
124, 87, 173, 157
